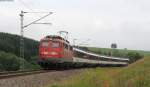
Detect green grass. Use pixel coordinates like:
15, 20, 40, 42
48, 57, 150, 87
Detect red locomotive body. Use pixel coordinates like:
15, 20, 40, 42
38, 35, 73, 67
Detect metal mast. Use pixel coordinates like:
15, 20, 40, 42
20, 11, 24, 59
19, 11, 53, 69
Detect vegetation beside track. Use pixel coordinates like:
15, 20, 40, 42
0, 51, 41, 71
0, 32, 39, 58
49, 57, 150, 87
0, 32, 41, 71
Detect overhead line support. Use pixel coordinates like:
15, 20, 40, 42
19, 11, 53, 69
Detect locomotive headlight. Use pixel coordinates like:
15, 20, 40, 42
43, 52, 48, 54
50, 52, 58, 55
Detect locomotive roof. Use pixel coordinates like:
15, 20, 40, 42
45, 35, 70, 43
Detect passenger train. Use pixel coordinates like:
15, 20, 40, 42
38, 35, 129, 68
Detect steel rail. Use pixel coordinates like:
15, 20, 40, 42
0, 70, 54, 79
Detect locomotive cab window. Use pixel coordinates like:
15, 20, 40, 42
52, 42, 59, 48
41, 41, 49, 47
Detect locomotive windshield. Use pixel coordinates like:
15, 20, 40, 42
41, 41, 49, 47
52, 42, 59, 48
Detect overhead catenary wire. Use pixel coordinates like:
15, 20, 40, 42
17, 0, 52, 22
23, 12, 53, 28
17, 0, 33, 11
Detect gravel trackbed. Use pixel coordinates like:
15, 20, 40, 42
0, 69, 82, 87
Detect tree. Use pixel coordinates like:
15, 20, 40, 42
111, 43, 117, 49
0, 32, 39, 60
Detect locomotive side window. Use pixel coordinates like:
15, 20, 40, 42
70, 46, 73, 51
41, 41, 49, 47
64, 43, 68, 49
52, 42, 59, 48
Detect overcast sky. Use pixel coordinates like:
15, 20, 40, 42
0, 0, 150, 51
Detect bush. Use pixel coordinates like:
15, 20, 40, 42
26, 56, 41, 70
127, 52, 144, 63
0, 51, 41, 71
0, 51, 20, 71
19, 58, 41, 70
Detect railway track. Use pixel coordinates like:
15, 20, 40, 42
0, 70, 54, 79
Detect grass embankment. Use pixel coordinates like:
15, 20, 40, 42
49, 57, 150, 87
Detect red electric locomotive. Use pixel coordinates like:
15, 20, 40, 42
38, 35, 73, 68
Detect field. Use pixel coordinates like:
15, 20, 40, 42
48, 56, 150, 87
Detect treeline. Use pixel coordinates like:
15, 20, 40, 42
0, 32, 40, 71
0, 32, 39, 60
79, 47, 144, 63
